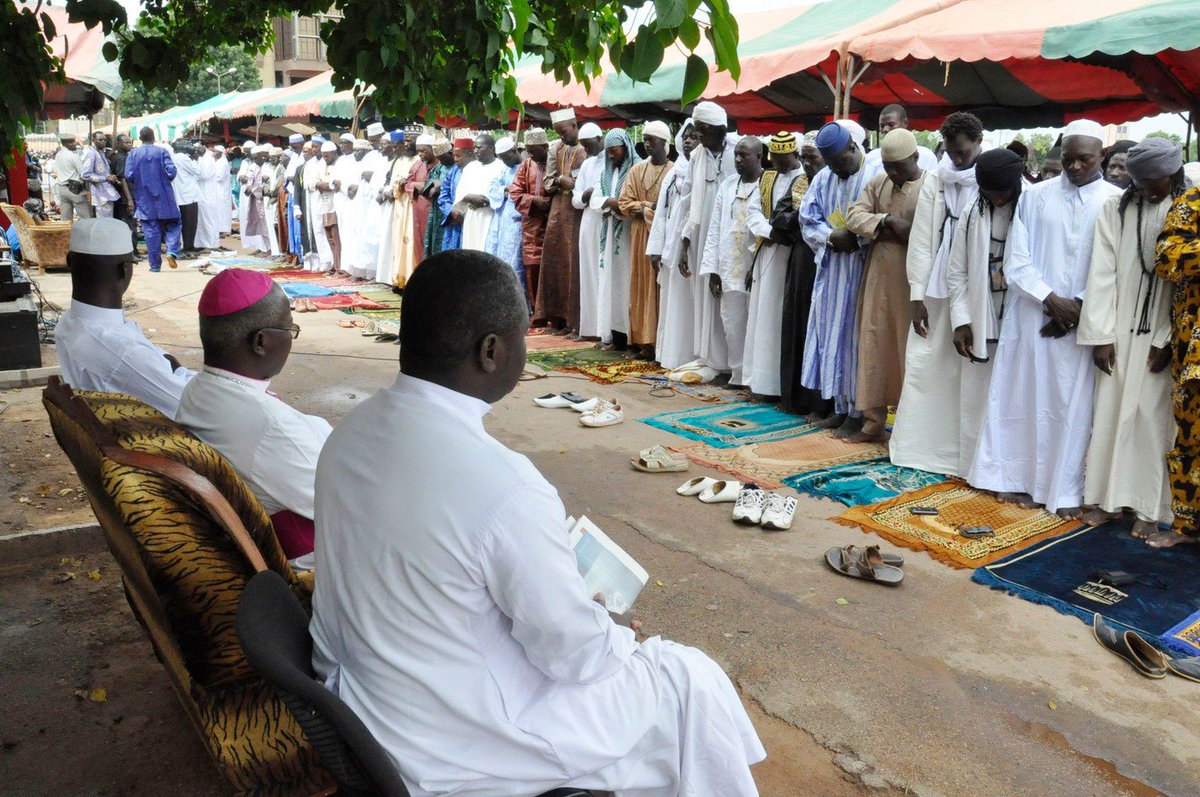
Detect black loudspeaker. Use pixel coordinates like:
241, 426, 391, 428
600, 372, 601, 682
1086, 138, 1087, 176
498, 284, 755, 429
0, 292, 41, 370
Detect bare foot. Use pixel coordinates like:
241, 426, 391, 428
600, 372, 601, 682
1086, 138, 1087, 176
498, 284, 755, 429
1131, 519, 1159, 539
1057, 506, 1085, 520
1145, 530, 1198, 548
845, 425, 889, 444
1081, 508, 1116, 526
831, 416, 863, 440
812, 413, 846, 430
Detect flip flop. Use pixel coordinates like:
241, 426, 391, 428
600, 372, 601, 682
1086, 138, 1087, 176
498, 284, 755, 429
824, 545, 904, 585
1092, 614, 1167, 679
841, 544, 904, 568
677, 476, 718, 496
631, 445, 689, 473
1166, 656, 1200, 683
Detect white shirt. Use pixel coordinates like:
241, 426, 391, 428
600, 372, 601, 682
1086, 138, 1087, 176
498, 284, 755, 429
175, 366, 332, 521
56, 300, 196, 417
171, 153, 201, 204
311, 373, 661, 796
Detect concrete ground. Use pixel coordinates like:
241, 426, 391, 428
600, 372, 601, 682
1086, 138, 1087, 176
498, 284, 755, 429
1, 254, 1194, 796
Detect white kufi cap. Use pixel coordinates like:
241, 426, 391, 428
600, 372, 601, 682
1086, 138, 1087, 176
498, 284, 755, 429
252, 144, 271, 155
353, 138, 371, 150
579, 122, 603, 140
1062, 118, 1104, 143
416, 133, 436, 146
70, 218, 134, 257
495, 136, 515, 155
549, 108, 576, 124
365, 122, 385, 137
320, 141, 337, 153
288, 133, 304, 144
339, 132, 357, 144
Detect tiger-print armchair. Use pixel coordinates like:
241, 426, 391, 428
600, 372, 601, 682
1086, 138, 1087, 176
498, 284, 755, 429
42, 377, 334, 796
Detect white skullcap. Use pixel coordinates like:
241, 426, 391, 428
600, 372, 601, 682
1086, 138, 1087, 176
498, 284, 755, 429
215, 145, 226, 153
1063, 118, 1104, 143
880, 128, 918, 161
70, 218, 134, 257
252, 144, 271, 155
270, 146, 284, 157
643, 121, 671, 143
243, 140, 255, 148
692, 101, 727, 126
416, 133, 436, 146
495, 136, 515, 155
835, 118, 867, 148
339, 133, 357, 144
365, 122, 385, 137
579, 122, 603, 141
353, 138, 371, 150
288, 133, 304, 144
550, 108, 576, 124
320, 141, 337, 153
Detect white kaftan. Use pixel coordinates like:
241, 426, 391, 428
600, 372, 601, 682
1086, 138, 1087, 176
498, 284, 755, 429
647, 164, 695, 369
686, 135, 739, 372
457, 159, 506, 251
593, 172, 633, 337
574, 154, 606, 339
968, 175, 1121, 511
216, 155, 233, 235
195, 155, 222, 250
303, 156, 334, 271
1078, 194, 1175, 523
238, 158, 267, 252
334, 154, 371, 278
310, 373, 765, 797
700, 174, 760, 386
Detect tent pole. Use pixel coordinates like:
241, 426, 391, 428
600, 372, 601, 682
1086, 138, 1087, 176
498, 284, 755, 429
844, 59, 870, 122
111, 98, 119, 137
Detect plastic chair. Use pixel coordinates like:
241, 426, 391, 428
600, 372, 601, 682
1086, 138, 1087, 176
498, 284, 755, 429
236, 570, 597, 797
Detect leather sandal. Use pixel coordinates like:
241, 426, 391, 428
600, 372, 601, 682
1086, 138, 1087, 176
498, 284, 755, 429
824, 545, 904, 585
842, 544, 903, 568
1092, 614, 1167, 679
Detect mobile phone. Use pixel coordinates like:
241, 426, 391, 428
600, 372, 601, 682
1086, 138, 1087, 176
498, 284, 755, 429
959, 525, 994, 538
910, 507, 939, 516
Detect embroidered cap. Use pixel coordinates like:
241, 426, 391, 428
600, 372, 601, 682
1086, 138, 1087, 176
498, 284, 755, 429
768, 131, 798, 155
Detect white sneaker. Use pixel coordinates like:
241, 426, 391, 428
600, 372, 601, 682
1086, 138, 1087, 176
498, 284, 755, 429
731, 484, 767, 524
579, 399, 624, 427
761, 493, 798, 530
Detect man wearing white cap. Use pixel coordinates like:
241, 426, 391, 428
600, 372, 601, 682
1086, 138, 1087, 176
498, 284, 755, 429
969, 119, 1121, 518
405, 133, 438, 270
684, 102, 742, 377
306, 141, 338, 272
571, 122, 607, 339
237, 140, 268, 253
333, 137, 372, 278
619, 121, 673, 359
456, 133, 506, 252
372, 132, 411, 285
239, 144, 272, 255
365, 121, 386, 148
263, 146, 287, 258
284, 137, 308, 263
194, 143, 223, 251
214, 144, 233, 236
537, 108, 587, 334
56, 218, 196, 416
484, 136, 527, 287
170, 140, 203, 254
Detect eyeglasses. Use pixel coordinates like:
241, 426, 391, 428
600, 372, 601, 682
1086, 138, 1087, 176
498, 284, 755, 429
259, 323, 301, 339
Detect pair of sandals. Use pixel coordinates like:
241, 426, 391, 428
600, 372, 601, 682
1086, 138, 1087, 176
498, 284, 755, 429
1093, 614, 1200, 682
632, 445, 689, 473
825, 544, 905, 586
293, 298, 319, 313
677, 476, 743, 504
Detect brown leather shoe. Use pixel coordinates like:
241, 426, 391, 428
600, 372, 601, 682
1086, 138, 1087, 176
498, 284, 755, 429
1092, 614, 1167, 678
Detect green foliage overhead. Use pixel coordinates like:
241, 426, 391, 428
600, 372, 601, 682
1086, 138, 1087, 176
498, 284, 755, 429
119, 43, 262, 116
3, 0, 65, 165
1, 0, 740, 162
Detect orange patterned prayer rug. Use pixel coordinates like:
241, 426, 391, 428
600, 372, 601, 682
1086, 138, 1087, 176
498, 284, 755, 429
835, 483, 1080, 569
574, 359, 666, 384
672, 432, 888, 490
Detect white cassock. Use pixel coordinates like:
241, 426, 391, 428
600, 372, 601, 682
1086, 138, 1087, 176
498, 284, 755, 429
700, 174, 758, 386
968, 175, 1121, 511
176, 366, 331, 570
685, 135, 739, 371
943, 198, 1015, 478
334, 155, 369, 278
457, 159, 506, 251
890, 157, 978, 477
743, 167, 804, 396
303, 156, 334, 271
238, 159, 267, 252
647, 162, 695, 369
1078, 194, 1175, 523
195, 156, 222, 250
574, 154, 605, 339
55, 300, 196, 417
310, 373, 765, 797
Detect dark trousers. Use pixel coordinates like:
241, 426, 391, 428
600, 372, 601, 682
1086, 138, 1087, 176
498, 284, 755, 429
114, 199, 138, 252
179, 202, 198, 251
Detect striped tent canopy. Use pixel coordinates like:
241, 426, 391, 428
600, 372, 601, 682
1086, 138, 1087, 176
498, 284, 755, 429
120, 89, 277, 141
217, 71, 366, 120
514, 0, 1200, 132
36, 5, 123, 118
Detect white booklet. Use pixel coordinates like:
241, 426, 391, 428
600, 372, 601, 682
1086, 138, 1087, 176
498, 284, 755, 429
568, 515, 649, 615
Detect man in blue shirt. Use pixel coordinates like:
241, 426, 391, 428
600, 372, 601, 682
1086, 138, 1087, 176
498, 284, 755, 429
123, 127, 182, 272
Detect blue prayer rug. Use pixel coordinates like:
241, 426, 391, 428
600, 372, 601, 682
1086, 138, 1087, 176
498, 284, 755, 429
784, 459, 945, 507
639, 402, 817, 448
972, 519, 1200, 656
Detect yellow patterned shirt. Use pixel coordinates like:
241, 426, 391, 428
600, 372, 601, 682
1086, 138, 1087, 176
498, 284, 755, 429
1155, 187, 1200, 384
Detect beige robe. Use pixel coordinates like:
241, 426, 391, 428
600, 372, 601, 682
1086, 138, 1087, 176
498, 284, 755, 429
618, 159, 673, 346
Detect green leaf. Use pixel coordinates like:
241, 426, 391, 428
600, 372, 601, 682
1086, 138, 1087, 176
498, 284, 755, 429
40, 12, 56, 41
653, 0, 688, 28
102, 41, 118, 62
708, 12, 739, 80
627, 24, 664, 81
678, 17, 700, 50
510, 0, 531, 49
681, 53, 708, 105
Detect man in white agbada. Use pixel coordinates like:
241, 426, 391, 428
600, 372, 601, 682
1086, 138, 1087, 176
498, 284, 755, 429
56, 219, 196, 417
1078, 137, 1184, 536
357, 124, 393, 273
303, 142, 335, 272
237, 140, 268, 252
454, 133, 507, 252
866, 104, 940, 173
743, 132, 806, 398
647, 120, 699, 370
684, 101, 741, 375
310, 250, 765, 797
699, 136, 763, 387
373, 132, 413, 285
333, 135, 371, 278
194, 145, 223, 251
944, 148, 1024, 478
969, 119, 1122, 517
889, 112, 984, 477
215, 145, 233, 236
572, 123, 607, 339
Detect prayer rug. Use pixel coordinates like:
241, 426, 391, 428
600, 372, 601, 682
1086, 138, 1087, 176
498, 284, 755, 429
972, 519, 1200, 656
525, 336, 595, 352
356, 288, 403, 306
526, 348, 627, 372
784, 460, 946, 507
835, 483, 1079, 569
207, 254, 276, 269
636, 376, 746, 404
308, 293, 390, 311
672, 434, 888, 490
642, 402, 818, 448
574, 359, 666, 384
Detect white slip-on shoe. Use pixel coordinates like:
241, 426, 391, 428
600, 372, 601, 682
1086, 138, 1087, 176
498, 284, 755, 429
579, 399, 624, 428
698, 480, 743, 503
761, 492, 798, 530
568, 397, 601, 412
731, 484, 767, 524
533, 392, 593, 409
677, 476, 718, 496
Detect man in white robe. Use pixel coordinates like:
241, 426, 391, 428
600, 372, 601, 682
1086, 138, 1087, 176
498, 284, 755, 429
456, 133, 507, 252
310, 249, 765, 797
700, 137, 763, 387
647, 120, 698, 370
572, 124, 607, 340
333, 135, 370, 279
262, 148, 285, 258
303, 142, 335, 272
372, 134, 409, 285
890, 112, 984, 475
969, 119, 1122, 517
590, 128, 640, 348
194, 146, 223, 251
1078, 138, 1183, 535
744, 133, 806, 398
215, 146, 233, 236
237, 140, 267, 252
